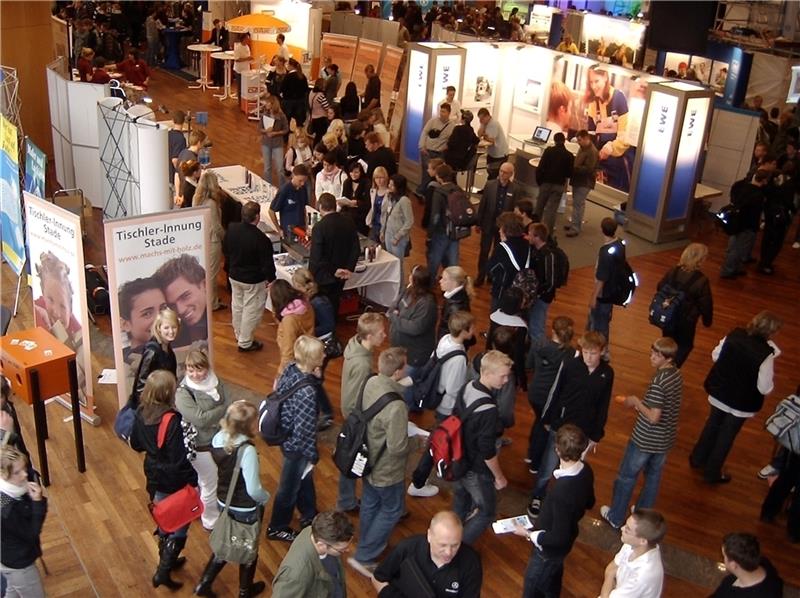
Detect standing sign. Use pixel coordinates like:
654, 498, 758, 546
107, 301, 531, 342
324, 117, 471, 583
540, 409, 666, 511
104, 208, 212, 408
0, 115, 25, 276
24, 137, 47, 198
23, 192, 96, 419
667, 96, 711, 220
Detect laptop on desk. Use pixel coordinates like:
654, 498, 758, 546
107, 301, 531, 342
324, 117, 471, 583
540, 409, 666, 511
531, 125, 552, 146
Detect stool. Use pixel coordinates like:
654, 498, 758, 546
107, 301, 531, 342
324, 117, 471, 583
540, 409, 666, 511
0, 327, 86, 486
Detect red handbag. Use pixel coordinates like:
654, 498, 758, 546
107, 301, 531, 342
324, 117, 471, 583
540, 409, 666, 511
150, 413, 204, 532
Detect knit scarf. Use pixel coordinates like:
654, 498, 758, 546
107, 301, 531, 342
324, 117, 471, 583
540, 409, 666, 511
0, 477, 27, 498
183, 372, 221, 402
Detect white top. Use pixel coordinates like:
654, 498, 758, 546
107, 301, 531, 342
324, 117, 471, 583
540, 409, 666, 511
232, 42, 252, 74
483, 118, 509, 158
276, 44, 291, 62
609, 544, 664, 598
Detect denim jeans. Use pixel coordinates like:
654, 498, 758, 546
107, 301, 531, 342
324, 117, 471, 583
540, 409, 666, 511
453, 471, 496, 545
606, 441, 668, 527
261, 143, 285, 188
336, 474, 359, 512
354, 480, 405, 563
690, 406, 746, 481
587, 301, 613, 345
535, 183, 565, 235
268, 451, 317, 530
522, 547, 564, 598
569, 186, 591, 231
154, 491, 189, 539
532, 429, 558, 498
403, 364, 423, 410
386, 236, 409, 287
427, 232, 460, 277
528, 299, 551, 344
720, 229, 756, 276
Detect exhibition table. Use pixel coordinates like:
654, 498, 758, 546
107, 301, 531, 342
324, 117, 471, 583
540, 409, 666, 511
211, 51, 237, 101
162, 27, 192, 70
187, 44, 221, 91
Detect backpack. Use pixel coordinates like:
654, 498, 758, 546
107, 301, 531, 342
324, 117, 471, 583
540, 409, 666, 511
333, 375, 403, 478
445, 185, 477, 239
715, 203, 742, 235
765, 394, 800, 453
601, 246, 638, 307
430, 385, 494, 481
548, 237, 570, 288
499, 242, 539, 310
648, 270, 702, 331
258, 378, 316, 446
412, 348, 467, 410
114, 397, 137, 442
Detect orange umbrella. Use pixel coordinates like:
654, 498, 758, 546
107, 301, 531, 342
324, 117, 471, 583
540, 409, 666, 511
226, 13, 291, 35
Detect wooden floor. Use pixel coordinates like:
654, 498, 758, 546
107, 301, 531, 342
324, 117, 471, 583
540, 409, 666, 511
4, 67, 800, 597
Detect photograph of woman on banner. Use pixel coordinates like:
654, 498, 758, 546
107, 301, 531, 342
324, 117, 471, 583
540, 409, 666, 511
583, 66, 637, 192
119, 277, 168, 397
153, 254, 209, 350
33, 250, 88, 402
546, 81, 575, 136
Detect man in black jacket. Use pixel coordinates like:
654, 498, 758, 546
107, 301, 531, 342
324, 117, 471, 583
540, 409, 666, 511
476, 162, 526, 286
426, 164, 464, 276
720, 169, 769, 278
486, 212, 529, 311
528, 222, 556, 342
310, 193, 361, 316
364, 131, 397, 177
535, 132, 574, 235
514, 424, 595, 598
222, 201, 275, 352
452, 350, 511, 544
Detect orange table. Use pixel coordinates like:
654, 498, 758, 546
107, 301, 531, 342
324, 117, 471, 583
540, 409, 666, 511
0, 327, 86, 486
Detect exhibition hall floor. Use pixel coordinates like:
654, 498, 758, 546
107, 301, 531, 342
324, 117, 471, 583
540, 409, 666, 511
2, 67, 799, 597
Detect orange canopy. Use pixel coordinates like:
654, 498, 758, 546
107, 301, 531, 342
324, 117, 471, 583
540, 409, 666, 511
226, 13, 291, 35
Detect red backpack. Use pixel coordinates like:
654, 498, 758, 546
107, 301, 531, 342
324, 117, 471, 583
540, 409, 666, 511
429, 385, 494, 481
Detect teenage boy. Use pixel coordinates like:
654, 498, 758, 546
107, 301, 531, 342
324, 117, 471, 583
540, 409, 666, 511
513, 424, 595, 597
601, 338, 683, 529
599, 509, 666, 598
408, 311, 475, 498
587, 217, 625, 345
337, 313, 387, 513
426, 164, 464, 276
452, 350, 511, 544
529, 331, 613, 518
710, 533, 784, 597
528, 222, 556, 343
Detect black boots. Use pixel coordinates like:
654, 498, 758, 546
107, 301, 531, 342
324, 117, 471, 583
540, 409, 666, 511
238, 560, 265, 598
194, 556, 226, 597
152, 536, 184, 591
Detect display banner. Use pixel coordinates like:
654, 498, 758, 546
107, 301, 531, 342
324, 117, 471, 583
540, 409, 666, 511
24, 137, 47, 198
1, 116, 26, 276
23, 192, 95, 416
667, 96, 711, 220
631, 91, 679, 219
432, 54, 461, 111
104, 208, 212, 408
403, 49, 428, 163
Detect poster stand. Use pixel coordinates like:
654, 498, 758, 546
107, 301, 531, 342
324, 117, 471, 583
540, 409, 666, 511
11, 258, 26, 317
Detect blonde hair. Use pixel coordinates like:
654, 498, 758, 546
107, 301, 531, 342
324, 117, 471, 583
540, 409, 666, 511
141, 370, 177, 408
322, 132, 339, 151
291, 267, 319, 298
747, 311, 783, 339
651, 337, 678, 360
220, 400, 257, 454
151, 307, 180, 344
293, 335, 325, 372
185, 349, 210, 370
327, 118, 347, 143
442, 266, 474, 299
193, 171, 223, 214
678, 243, 708, 271
372, 166, 389, 187
36, 251, 73, 301
356, 312, 385, 342
0, 446, 28, 481
448, 310, 475, 337
480, 349, 513, 375
579, 331, 607, 350
378, 347, 407, 376
188, 129, 207, 147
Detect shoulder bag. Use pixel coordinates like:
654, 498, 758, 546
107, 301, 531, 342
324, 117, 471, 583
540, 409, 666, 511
209, 444, 261, 564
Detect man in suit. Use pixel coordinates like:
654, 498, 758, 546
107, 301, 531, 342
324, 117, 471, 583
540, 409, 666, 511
475, 162, 526, 286
209, 19, 228, 86
310, 193, 361, 316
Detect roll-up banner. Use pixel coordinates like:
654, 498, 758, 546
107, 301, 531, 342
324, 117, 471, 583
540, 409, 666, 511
104, 208, 212, 408
23, 192, 96, 419
1, 115, 26, 276
24, 137, 47, 198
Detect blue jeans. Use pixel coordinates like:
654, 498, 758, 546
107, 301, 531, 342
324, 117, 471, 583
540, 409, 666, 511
453, 471, 496, 545
154, 491, 189, 539
386, 236, 409, 288
523, 547, 564, 598
354, 480, 405, 563
532, 429, 558, 498
528, 299, 551, 344
427, 232, 459, 277
261, 143, 285, 188
336, 474, 358, 512
587, 301, 613, 345
268, 451, 317, 530
721, 229, 756, 276
403, 364, 422, 409
606, 441, 668, 527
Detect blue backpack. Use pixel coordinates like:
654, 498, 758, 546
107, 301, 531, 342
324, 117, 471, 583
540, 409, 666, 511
412, 349, 466, 410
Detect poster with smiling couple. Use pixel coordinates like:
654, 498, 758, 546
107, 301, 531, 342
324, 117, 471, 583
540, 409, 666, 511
104, 207, 212, 408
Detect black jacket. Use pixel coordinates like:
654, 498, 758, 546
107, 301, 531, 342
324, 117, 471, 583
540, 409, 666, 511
365, 146, 398, 178
439, 288, 470, 339
309, 212, 361, 287
704, 328, 774, 413
130, 406, 197, 498
529, 341, 574, 408
1, 492, 47, 569
460, 381, 499, 476
534, 463, 595, 559
131, 339, 176, 406
280, 70, 308, 101
488, 236, 530, 299
341, 177, 371, 236
444, 123, 479, 171
223, 221, 276, 284
657, 267, 713, 331
536, 143, 574, 186
730, 179, 765, 232
531, 244, 556, 304
476, 179, 526, 232
428, 181, 460, 236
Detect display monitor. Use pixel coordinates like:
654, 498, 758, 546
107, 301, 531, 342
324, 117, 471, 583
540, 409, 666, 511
532, 126, 551, 143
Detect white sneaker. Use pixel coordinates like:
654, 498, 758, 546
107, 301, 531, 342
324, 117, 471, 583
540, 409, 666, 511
793, 241, 800, 249
407, 482, 440, 497
758, 464, 779, 479
600, 505, 621, 529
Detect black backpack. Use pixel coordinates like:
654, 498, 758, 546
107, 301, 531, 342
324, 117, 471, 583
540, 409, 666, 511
548, 237, 570, 288
412, 348, 467, 410
648, 270, 702, 331
333, 375, 403, 478
602, 251, 638, 307
498, 242, 539, 310
258, 377, 316, 446
445, 185, 477, 239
